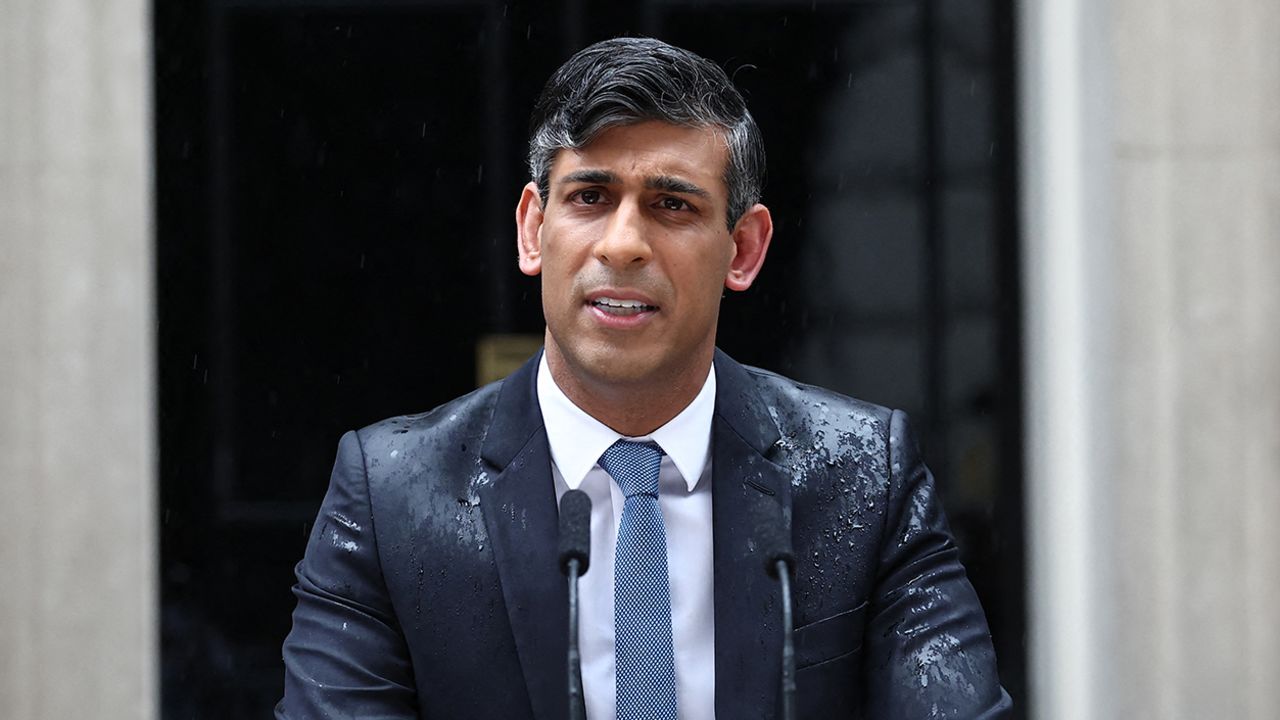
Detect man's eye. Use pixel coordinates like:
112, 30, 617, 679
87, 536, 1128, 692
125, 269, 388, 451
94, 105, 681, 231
660, 197, 690, 211
577, 190, 602, 205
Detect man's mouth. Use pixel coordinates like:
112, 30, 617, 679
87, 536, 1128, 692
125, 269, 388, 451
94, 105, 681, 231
589, 297, 659, 316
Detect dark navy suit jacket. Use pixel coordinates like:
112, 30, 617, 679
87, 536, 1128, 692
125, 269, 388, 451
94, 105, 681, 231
277, 350, 1012, 719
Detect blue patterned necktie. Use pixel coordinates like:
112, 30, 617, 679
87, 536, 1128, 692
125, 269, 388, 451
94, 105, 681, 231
599, 440, 679, 720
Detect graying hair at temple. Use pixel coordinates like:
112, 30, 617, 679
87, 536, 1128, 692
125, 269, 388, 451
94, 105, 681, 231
527, 37, 766, 230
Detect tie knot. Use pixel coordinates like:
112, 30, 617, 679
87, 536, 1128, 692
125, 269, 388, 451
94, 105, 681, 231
599, 440, 663, 497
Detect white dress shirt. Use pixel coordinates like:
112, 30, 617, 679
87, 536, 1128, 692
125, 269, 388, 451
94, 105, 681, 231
537, 353, 716, 720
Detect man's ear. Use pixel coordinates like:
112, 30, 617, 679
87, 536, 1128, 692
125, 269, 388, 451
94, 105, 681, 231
724, 203, 773, 292
516, 181, 544, 276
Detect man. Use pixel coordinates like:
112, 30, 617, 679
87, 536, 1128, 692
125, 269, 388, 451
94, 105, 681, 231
278, 37, 1011, 719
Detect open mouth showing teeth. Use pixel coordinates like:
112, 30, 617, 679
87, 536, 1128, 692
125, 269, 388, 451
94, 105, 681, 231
591, 297, 658, 316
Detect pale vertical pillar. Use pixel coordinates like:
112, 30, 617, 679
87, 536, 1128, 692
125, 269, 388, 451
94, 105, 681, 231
1022, 0, 1280, 718
1108, 0, 1280, 717
0, 0, 156, 718
1018, 0, 1114, 717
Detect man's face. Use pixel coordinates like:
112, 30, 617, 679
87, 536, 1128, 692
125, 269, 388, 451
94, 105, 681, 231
516, 121, 762, 393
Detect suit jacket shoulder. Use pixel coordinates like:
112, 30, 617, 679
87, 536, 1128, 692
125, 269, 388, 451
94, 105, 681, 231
355, 379, 502, 501
289, 373, 543, 720
719, 356, 1012, 718
735, 362, 894, 478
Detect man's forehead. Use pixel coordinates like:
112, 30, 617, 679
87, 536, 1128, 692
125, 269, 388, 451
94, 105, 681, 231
549, 122, 729, 189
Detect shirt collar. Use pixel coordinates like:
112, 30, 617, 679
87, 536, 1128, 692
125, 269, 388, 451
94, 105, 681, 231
536, 352, 715, 493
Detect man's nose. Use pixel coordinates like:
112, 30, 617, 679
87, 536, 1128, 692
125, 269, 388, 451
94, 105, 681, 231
594, 200, 652, 268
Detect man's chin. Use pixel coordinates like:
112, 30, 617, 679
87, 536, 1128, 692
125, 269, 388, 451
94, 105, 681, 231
548, 332, 708, 393
573, 353, 663, 389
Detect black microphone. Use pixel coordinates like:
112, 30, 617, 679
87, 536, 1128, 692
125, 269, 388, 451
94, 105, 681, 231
755, 502, 796, 720
558, 489, 592, 720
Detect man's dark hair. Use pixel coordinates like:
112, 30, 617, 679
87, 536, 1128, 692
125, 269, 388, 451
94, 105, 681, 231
528, 37, 766, 230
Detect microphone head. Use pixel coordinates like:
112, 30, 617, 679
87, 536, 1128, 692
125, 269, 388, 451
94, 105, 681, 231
754, 502, 793, 578
558, 489, 592, 576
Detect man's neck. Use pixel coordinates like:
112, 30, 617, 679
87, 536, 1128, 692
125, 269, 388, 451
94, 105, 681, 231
544, 344, 713, 437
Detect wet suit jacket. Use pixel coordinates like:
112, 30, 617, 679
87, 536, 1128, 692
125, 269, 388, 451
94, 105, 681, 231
277, 349, 1013, 719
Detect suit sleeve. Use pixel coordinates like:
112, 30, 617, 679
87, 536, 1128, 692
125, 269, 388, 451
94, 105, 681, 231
863, 410, 1013, 718
276, 430, 418, 719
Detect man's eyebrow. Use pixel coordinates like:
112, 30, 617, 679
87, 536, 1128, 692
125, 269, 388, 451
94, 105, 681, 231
646, 175, 711, 199
558, 169, 617, 186
556, 170, 711, 200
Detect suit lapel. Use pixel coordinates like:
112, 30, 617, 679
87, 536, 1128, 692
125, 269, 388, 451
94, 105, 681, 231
711, 350, 793, 719
478, 353, 567, 720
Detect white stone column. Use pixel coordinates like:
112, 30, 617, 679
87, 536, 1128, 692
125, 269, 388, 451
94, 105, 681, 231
1019, 0, 1114, 716
1022, 0, 1280, 718
0, 0, 156, 718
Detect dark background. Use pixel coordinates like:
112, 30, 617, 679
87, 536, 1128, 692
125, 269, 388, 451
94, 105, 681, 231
155, 0, 1024, 715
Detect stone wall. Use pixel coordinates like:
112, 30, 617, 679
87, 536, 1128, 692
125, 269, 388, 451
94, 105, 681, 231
1022, 0, 1280, 717
0, 0, 156, 718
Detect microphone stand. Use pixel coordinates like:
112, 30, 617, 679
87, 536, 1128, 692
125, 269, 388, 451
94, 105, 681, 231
757, 500, 796, 720
776, 557, 796, 720
558, 489, 591, 720
566, 556, 585, 720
